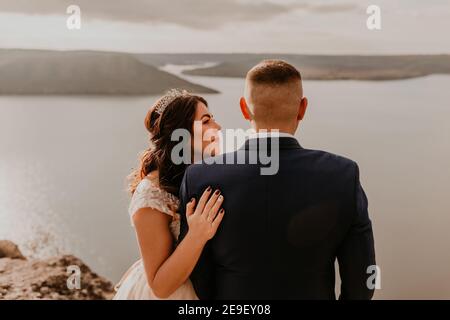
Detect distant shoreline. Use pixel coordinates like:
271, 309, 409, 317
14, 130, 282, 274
1, 49, 449, 96
160, 54, 450, 81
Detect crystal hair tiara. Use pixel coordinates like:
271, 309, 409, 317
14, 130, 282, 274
154, 89, 190, 115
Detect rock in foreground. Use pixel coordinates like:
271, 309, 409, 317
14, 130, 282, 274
0, 241, 114, 300
0, 240, 26, 260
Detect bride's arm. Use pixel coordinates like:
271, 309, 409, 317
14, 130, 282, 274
133, 187, 224, 299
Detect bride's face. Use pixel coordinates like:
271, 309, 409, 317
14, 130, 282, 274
192, 102, 222, 158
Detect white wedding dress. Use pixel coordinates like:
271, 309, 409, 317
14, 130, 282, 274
113, 176, 198, 300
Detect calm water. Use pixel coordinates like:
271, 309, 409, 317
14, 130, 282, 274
1, 69, 449, 299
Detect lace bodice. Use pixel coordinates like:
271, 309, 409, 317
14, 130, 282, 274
128, 176, 181, 238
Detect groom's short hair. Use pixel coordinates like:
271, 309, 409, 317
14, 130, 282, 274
247, 60, 301, 85
245, 60, 303, 126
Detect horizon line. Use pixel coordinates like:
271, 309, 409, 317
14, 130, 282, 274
1, 48, 449, 57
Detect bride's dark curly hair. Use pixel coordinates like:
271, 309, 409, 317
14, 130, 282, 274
128, 92, 207, 196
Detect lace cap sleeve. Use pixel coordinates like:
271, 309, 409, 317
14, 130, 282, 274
128, 178, 180, 226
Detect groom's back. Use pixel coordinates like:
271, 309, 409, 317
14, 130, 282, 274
179, 137, 375, 300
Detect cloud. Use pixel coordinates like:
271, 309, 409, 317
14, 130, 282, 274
0, 0, 358, 28
304, 3, 357, 14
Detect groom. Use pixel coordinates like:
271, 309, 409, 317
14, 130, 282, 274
179, 60, 376, 300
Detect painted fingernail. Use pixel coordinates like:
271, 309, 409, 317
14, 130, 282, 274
220, 209, 225, 214
206, 186, 212, 192
190, 198, 195, 203
218, 195, 223, 201
215, 190, 220, 195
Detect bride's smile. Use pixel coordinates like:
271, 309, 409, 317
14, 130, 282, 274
191, 101, 222, 160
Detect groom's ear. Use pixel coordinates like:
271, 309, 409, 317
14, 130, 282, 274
240, 97, 251, 120
297, 97, 308, 121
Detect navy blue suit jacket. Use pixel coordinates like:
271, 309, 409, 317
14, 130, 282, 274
178, 137, 375, 300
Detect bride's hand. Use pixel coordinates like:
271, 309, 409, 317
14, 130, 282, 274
186, 186, 225, 243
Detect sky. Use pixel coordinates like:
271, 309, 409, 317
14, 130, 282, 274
0, 0, 449, 54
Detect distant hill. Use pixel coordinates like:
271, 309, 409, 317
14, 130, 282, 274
1, 50, 449, 96
0, 49, 217, 95
136, 53, 450, 81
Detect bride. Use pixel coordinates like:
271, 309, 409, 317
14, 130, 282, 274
114, 89, 224, 300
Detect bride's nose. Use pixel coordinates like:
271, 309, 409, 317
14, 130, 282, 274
213, 120, 222, 131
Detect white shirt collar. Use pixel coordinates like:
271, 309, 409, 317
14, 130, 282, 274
248, 130, 297, 140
